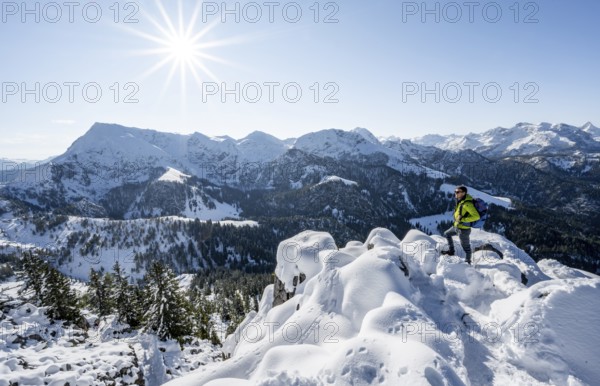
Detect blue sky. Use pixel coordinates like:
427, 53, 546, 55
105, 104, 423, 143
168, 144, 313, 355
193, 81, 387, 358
1, 0, 599, 159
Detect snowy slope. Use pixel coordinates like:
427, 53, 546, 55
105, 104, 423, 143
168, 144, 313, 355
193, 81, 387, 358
317, 176, 358, 187
0, 214, 257, 281
352, 127, 381, 144
158, 167, 191, 183
0, 157, 53, 172
165, 228, 599, 385
439, 184, 512, 209
409, 184, 512, 235
411, 122, 600, 157
123, 168, 242, 220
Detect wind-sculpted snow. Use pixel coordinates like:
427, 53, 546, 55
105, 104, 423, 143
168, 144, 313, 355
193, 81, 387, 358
490, 279, 600, 385
166, 228, 600, 385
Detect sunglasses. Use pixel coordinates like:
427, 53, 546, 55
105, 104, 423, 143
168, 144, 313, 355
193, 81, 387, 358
454, 191, 464, 194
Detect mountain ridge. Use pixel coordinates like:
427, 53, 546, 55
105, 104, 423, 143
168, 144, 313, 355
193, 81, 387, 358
410, 121, 600, 157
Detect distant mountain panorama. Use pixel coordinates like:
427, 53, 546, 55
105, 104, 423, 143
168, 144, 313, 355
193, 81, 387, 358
1, 121, 600, 276
412, 121, 600, 156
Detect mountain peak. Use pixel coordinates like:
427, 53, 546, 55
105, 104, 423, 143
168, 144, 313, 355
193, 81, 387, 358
61, 122, 155, 159
352, 127, 380, 144
240, 130, 283, 144
582, 121, 600, 139
85, 122, 132, 137
294, 128, 382, 156
514, 121, 534, 127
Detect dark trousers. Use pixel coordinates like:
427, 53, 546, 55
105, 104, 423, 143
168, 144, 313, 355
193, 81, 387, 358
443, 226, 472, 263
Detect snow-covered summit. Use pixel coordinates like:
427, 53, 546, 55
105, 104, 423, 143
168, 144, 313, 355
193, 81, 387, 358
236, 130, 291, 163
292, 128, 429, 175
166, 228, 600, 386
58, 122, 174, 162
293, 128, 384, 157
352, 127, 381, 145
582, 121, 600, 141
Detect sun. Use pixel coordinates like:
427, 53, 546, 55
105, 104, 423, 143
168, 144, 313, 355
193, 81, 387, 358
127, 0, 244, 101
168, 34, 196, 63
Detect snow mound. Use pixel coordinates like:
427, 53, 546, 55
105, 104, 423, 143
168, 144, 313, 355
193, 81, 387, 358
491, 279, 600, 385
537, 259, 598, 280
166, 228, 600, 386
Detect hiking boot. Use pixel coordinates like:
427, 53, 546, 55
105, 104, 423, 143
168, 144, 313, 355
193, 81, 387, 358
441, 250, 455, 256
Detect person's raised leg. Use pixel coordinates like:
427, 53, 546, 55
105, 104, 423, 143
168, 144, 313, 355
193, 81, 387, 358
442, 227, 457, 255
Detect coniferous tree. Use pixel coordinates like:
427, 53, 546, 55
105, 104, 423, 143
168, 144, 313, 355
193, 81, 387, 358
102, 272, 116, 313
43, 267, 83, 325
210, 328, 221, 346
111, 262, 143, 328
19, 252, 49, 305
143, 261, 194, 342
191, 293, 220, 342
88, 268, 115, 317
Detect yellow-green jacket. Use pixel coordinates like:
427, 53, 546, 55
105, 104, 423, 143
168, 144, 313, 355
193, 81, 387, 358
453, 194, 481, 229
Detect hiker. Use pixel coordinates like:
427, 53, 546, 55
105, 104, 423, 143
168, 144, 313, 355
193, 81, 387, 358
442, 185, 480, 264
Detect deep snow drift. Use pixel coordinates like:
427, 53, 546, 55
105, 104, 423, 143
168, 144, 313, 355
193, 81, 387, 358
166, 228, 600, 386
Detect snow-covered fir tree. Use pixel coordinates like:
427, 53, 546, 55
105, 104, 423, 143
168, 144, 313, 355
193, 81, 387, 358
88, 268, 115, 317
43, 266, 83, 326
18, 251, 48, 305
190, 292, 220, 345
111, 261, 143, 328
142, 261, 194, 342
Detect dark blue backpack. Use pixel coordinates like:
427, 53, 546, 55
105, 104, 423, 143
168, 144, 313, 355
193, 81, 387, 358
463, 198, 489, 228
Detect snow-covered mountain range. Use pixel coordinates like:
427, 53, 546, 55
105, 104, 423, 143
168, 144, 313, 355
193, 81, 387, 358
4, 121, 599, 199
411, 122, 600, 158
0, 122, 443, 222
2, 120, 600, 275
45, 122, 423, 185
59, 122, 432, 178
0, 123, 434, 210
5, 120, 593, 197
